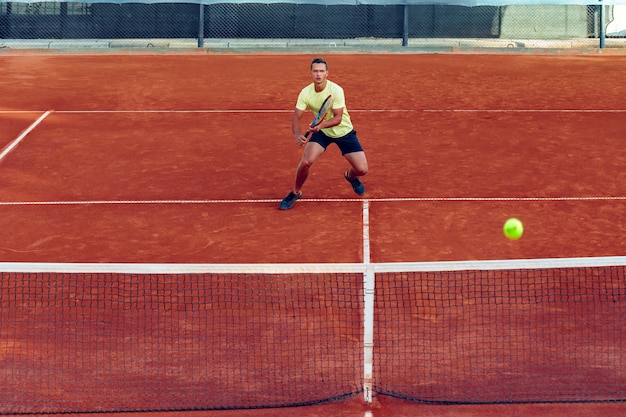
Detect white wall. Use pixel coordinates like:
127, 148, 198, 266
607, 5, 626, 35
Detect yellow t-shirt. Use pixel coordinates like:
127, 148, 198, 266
296, 80, 353, 139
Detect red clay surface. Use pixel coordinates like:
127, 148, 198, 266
1, 52, 625, 416
1, 54, 625, 263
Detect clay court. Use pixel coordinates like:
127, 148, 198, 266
0, 51, 625, 416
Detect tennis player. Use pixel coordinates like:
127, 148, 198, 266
279, 57, 368, 210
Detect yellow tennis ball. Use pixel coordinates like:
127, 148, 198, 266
503, 218, 524, 240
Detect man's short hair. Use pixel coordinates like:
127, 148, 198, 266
311, 57, 328, 69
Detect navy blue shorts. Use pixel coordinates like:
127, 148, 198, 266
309, 130, 364, 155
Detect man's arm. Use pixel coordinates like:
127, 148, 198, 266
292, 108, 305, 137
292, 106, 344, 146
292, 108, 307, 146
301, 106, 344, 135
317, 107, 343, 130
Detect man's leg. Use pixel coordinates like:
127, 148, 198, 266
293, 141, 326, 194
344, 151, 368, 195
279, 141, 326, 210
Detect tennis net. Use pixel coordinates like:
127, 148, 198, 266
0, 257, 624, 413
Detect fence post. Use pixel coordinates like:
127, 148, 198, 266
402, 5, 409, 46
599, 0, 606, 48
198, 1, 204, 48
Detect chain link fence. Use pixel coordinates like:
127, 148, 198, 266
1, 2, 625, 50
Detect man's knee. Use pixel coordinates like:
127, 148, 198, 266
299, 158, 315, 170
353, 161, 368, 177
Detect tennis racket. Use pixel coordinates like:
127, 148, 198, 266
303, 94, 333, 139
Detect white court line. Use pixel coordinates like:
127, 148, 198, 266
370, 196, 626, 201
0, 196, 625, 206
2, 109, 626, 114
0, 110, 52, 161
0, 110, 44, 113
4, 109, 411, 114
363, 200, 371, 265
423, 109, 626, 113
3, 109, 400, 114
361, 200, 374, 404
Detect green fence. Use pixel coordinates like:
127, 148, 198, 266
0, 2, 625, 50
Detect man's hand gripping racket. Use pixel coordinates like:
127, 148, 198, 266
300, 94, 333, 145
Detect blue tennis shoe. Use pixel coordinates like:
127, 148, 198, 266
344, 171, 365, 195
279, 191, 302, 210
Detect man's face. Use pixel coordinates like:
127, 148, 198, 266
310, 63, 328, 85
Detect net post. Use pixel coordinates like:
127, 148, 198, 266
363, 264, 375, 403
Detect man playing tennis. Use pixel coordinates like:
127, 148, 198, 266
279, 57, 368, 210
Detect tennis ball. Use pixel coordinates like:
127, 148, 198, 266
503, 218, 524, 240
